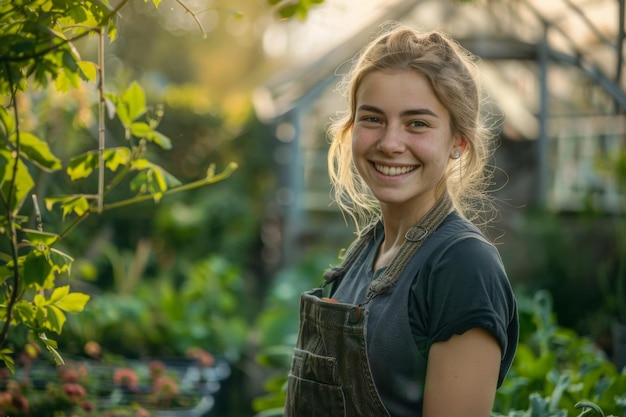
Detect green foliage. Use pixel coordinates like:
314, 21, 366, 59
267, 0, 325, 20
493, 290, 626, 417
56, 253, 249, 359
0, 0, 115, 96
0, 0, 236, 370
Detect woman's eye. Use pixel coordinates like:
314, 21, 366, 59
361, 116, 381, 123
409, 120, 427, 128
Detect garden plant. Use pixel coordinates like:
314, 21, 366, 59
0, 0, 325, 374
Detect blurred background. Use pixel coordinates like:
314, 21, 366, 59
2, 0, 626, 416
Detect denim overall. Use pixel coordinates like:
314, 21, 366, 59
284, 195, 453, 417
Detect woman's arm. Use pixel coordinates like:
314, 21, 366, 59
423, 327, 501, 417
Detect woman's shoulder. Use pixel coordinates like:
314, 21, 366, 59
426, 211, 502, 266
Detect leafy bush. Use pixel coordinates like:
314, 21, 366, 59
56, 254, 249, 360
494, 290, 626, 417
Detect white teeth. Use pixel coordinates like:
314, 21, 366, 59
374, 164, 416, 176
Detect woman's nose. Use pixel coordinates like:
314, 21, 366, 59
376, 124, 405, 154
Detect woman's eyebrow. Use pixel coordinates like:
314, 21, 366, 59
356, 104, 383, 114
401, 108, 439, 118
356, 104, 438, 119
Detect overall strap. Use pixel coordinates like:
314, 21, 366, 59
364, 193, 453, 304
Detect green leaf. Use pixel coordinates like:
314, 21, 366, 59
278, 4, 298, 19
0, 150, 35, 213
574, 401, 605, 417
49, 248, 74, 275
45, 305, 66, 334
116, 82, 146, 127
14, 300, 36, 325
67, 147, 131, 180
51, 287, 90, 313
78, 60, 97, 82
0, 263, 13, 286
23, 228, 59, 247
146, 130, 172, 149
0, 348, 15, 374
8, 132, 62, 172
130, 161, 181, 201
130, 121, 151, 137
0, 106, 15, 136
23, 250, 53, 289
44, 195, 91, 219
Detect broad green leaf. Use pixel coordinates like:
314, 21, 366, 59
78, 60, 97, 82
55, 68, 80, 92
49, 248, 74, 274
147, 130, 172, 149
0, 106, 15, 136
45, 305, 66, 334
14, 300, 36, 325
23, 228, 59, 247
44, 195, 91, 219
35, 302, 46, 327
53, 290, 90, 314
0, 149, 35, 213
48, 285, 70, 304
67, 147, 130, 180
8, 132, 62, 172
34, 293, 46, 307
117, 82, 146, 127
0, 263, 13, 286
23, 251, 53, 289
130, 121, 151, 137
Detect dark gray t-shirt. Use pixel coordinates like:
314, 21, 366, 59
329, 211, 518, 416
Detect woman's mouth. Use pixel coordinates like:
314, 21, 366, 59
374, 163, 418, 176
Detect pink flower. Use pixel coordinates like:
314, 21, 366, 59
81, 400, 95, 412
152, 375, 179, 401
58, 361, 88, 383
148, 360, 166, 380
12, 394, 29, 412
185, 347, 214, 367
59, 367, 80, 383
63, 383, 87, 402
0, 391, 13, 407
135, 407, 151, 417
113, 367, 139, 391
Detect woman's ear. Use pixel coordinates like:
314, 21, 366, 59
450, 135, 468, 159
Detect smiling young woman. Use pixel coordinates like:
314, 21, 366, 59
284, 22, 518, 417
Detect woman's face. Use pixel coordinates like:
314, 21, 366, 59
351, 70, 464, 215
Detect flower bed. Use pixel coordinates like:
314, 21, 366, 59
0, 347, 229, 417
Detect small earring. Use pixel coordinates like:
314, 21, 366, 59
453, 150, 460, 159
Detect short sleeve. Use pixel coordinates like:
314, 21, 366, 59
409, 235, 519, 387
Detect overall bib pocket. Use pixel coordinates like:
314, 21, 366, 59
286, 348, 346, 416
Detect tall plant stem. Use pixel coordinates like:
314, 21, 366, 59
97, 29, 106, 214
0, 69, 22, 349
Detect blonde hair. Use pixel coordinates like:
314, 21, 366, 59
328, 22, 497, 233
